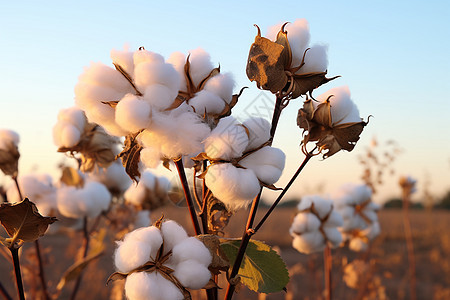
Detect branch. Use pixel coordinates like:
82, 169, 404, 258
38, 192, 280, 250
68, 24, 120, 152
69, 217, 90, 300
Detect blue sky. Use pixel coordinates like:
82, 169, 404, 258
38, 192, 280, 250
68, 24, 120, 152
1, 1, 449, 203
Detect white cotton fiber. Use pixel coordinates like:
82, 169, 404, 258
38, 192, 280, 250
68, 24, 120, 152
114, 239, 152, 273
239, 146, 285, 185
292, 231, 324, 254
133, 49, 165, 66
124, 226, 163, 259
57, 107, 86, 132
155, 176, 170, 199
140, 147, 162, 169
115, 94, 151, 133
0, 129, 19, 149
325, 210, 344, 227
56, 186, 84, 219
173, 259, 211, 289
242, 117, 271, 152
125, 271, 184, 300
289, 212, 321, 234
160, 220, 188, 253
203, 72, 235, 104
167, 51, 188, 92
296, 44, 328, 74
204, 116, 249, 160
205, 163, 260, 210
134, 61, 180, 94
88, 160, 132, 194
171, 237, 212, 266
187, 48, 214, 87
78, 62, 133, 92
134, 210, 151, 229
318, 86, 361, 126
143, 84, 177, 111
110, 48, 135, 77
53, 123, 81, 148
284, 19, 311, 67
189, 90, 225, 115
323, 227, 342, 248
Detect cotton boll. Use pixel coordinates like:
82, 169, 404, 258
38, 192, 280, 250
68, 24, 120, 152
187, 48, 214, 87
292, 231, 324, 254
153, 273, 184, 300
79, 181, 111, 218
125, 183, 147, 207
124, 226, 163, 259
125, 272, 183, 300
133, 49, 165, 66
114, 239, 152, 273
115, 94, 151, 133
160, 220, 188, 252
289, 212, 321, 234
110, 48, 134, 77
134, 61, 180, 94
78, 62, 133, 93
53, 123, 81, 148
317, 86, 352, 126
242, 117, 271, 151
296, 44, 328, 74
266, 22, 284, 42
134, 210, 152, 229
204, 116, 249, 160
155, 176, 170, 199
189, 90, 225, 115
205, 163, 260, 210
171, 237, 212, 266
57, 107, 86, 132
239, 146, 285, 185
140, 147, 162, 169
173, 259, 211, 290
167, 51, 187, 92
143, 84, 177, 111
325, 211, 344, 227
203, 73, 235, 104
285, 19, 311, 67
338, 105, 361, 125
0, 129, 19, 149
56, 186, 84, 219
323, 227, 342, 248
88, 161, 132, 194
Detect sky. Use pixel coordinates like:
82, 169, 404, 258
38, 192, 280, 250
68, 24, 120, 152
1, 0, 450, 204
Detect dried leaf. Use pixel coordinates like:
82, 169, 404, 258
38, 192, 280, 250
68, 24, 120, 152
0, 198, 57, 245
196, 234, 229, 276
207, 197, 232, 235
291, 72, 340, 99
101, 100, 120, 108
117, 131, 143, 182
60, 166, 85, 188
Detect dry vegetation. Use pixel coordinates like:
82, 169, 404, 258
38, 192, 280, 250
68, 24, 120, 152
1, 206, 449, 300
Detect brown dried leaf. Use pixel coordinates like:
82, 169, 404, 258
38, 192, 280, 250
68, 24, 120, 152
208, 197, 232, 235
291, 72, 339, 99
101, 100, 120, 108
0, 198, 57, 245
196, 234, 230, 275
117, 131, 143, 182
60, 166, 85, 188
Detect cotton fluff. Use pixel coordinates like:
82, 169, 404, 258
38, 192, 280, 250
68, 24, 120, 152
290, 195, 343, 254
204, 116, 249, 160
87, 160, 132, 195
316, 86, 361, 126
6, 174, 56, 216
115, 93, 151, 133
133, 210, 152, 229
114, 220, 212, 300
124, 170, 170, 210
0, 129, 19, 150
57, 180, 111, 219
239, 146, 285, 185
242, 117, 271, 151
205, 163, 261, 210
53, 107, 87, 148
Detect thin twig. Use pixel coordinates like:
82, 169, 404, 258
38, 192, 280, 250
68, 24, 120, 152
174, 158, 201, 235
10, 247, 25, 300
0, 281, 12, 300
402, 190, 416, 300
323, 245, 332, 300
69, 217, 90, 300
34, 240, 51, 300
12, 176, 23, 201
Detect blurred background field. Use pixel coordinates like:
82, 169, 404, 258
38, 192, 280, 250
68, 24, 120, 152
1, 206, 449, 300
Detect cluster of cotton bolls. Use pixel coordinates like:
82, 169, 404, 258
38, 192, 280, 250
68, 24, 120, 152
53, 106, 87, 148
289, 195, 343, 254
6, 173, 57, 216
75, 46, 237, 169
88, 160, 132, 196
203, 116, 285, 210
331, 184, 380, 252
114, 220, 212, 300
124, 170, 170, 210
266, 19, 328, 75
57, 173, 112, 219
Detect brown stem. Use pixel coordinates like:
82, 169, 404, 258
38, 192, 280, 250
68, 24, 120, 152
402, 190, 416, 300
0, 281, 12, 300
323, 245, 332, 300
12, 176, 23, 201
69, 217, 90, 300
34, 240, 51, 300
10, 247, 25, 300
174, 158, 201, 235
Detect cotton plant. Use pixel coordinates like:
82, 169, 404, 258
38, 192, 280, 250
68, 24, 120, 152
331, 183, 380, 252
201, 116, 286, 210
289, 195, 343, 254
53, 106, 120, 172
0, 129, 20, 178
111, 219, 212, 300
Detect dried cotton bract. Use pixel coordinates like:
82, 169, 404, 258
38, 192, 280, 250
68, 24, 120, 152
112, 220, 212, 300
0, 129, 20, 177
289, 195, 343, 254
297, 86, 367, 158
331, 184, 380, 252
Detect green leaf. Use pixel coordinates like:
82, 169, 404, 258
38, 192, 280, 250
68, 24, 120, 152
219, 239, 289, 294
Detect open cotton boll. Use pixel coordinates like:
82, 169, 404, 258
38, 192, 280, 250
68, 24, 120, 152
203, 72, 235, 103
297, 195, 329, 215
285, 19, 311, 67
239, 146, 285, 185
110, 48, 134, 76
124, 226, 163, 259
167, 51, 188, 92
125, 271, 183, 300
78, 62, 133, 92
56, 186, 84, 219
81, 181, 111, 218
0, 129, 20, 149
173, 259, 211, 290
325, 210, 344, 227
115, 94, 151, 133
155, 176, 170, 199
290, 212, 321, 234
134, 61, 180, 94
296, 44, 328, 74
189, 90, 225, 115
204, 116, 249, 160
171, 237, 212, 266
143, 84, 177, 111
140, 147, 162, 169
187, 48, 214, 87
114, 239, 152, 273
53, 123, 81, 148
57, 107, 86, 132
153, 272, 185, 300
242, 117, 271, 152
266, 21, 284, 42
124, 182, 147, 207
317, 86, 353, 125
205, 163, 260, 210
133, 49, 165, 66
292, 231, 324, 254
88, 161, 132, 194
323, 227, 343, 248
160, 220, 188, 253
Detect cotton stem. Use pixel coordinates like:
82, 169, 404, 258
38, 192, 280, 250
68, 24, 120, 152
34, 240, 51, 300
69, 217, 90, 300
402, 190, 416, 300
10, 247, 25, 300
323, 244, 332, 300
